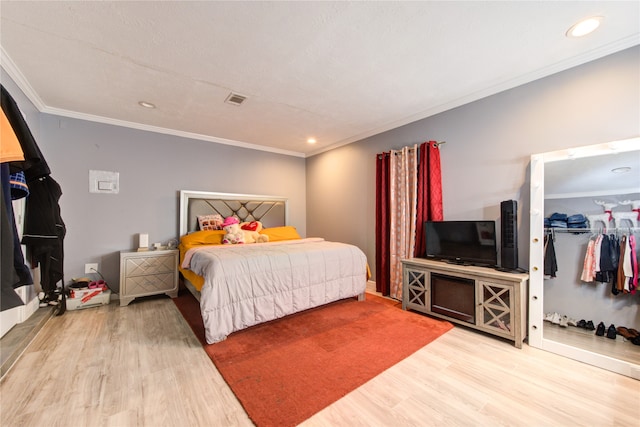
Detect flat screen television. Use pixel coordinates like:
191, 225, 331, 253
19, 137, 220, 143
424, 220, 498, 267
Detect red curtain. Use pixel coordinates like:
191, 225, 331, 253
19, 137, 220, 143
375, 152, 390, 295
414, 141, 443, 258
376, 141, 443, 295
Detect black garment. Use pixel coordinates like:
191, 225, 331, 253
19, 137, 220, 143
1, 85, 49, 179
544, 233, 558, 278
1, 164, 33, 288
22, 176, 66, 296
595, 234, 614, 283
0, 168, 25, 311
609, 234, 620, 295
2, 85, 65, 312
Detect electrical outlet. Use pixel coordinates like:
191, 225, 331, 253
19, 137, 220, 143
85, 263, 98, 274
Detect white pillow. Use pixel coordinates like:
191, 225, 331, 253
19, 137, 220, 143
197, 214, 224, 231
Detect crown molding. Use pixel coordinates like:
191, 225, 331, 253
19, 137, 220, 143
1, 46, 305, 158
1, 46, 46, 110
306, 36, 640, 157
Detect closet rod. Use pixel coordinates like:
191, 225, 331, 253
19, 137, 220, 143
545, 227, 640, 233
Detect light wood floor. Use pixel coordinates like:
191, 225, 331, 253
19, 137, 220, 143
1, 295, 638, 427
543, 322, 640, 366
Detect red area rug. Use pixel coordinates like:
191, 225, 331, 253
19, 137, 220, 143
173, 289, 453, 427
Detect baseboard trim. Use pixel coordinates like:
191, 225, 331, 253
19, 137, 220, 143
0, 306, 55, 379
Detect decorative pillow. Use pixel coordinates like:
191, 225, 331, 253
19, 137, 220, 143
197, 214, 224, 231
259, 226, 301, 242
181, 230, 226, 246
240, 221, 263, 232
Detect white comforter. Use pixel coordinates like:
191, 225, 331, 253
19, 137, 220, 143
182, 238, 367, 344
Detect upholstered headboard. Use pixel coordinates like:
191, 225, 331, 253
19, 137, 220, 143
179, 190, 288, 236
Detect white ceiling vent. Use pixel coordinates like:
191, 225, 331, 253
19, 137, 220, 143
225, 92, 247, 106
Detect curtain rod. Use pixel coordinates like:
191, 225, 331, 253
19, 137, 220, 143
377, 141, 446, 158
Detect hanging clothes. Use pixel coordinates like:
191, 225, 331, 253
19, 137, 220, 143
9, 171, 29, 199
1, 164, 32, 286
578, 231, 639, 295
1, 85, 50, 178
608, 234, 620, 295
0, 108, 25, 163
1, 164, 26, 311
21, 176, 66, 298
595, 234, 614, 283
1, 84, 65, 313
544, 232, 558, 278
628, 235, 637, 294
593, 234, 603, 275
580, 231, 640, 289
617, 235, 628, 292
622, 235, 634, 293
0, 87, 32, 310
580, 236, 597, 282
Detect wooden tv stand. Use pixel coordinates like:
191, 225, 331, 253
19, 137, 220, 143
401, 258, 529, 348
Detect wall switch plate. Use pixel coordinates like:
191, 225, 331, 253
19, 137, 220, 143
89, 170, 119, 194
85, 263, 98, 274
97, 181, 114, 190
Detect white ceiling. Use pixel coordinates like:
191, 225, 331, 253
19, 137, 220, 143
1, 1, 638, 157
545, 146, 640, 199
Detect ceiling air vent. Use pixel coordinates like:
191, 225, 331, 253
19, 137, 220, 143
225, 92, 247, 106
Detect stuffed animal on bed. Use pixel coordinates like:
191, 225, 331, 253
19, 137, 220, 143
240, 221, 269, 244
222, 217, 245, 244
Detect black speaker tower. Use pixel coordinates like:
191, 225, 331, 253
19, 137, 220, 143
500, 200, 518, 270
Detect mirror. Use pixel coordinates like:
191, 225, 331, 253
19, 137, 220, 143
529, 137, 640, 379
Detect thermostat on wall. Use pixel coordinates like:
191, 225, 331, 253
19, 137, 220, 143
89, 170, 119, 194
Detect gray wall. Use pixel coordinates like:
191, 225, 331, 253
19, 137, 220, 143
306, 46, 640, 279
4, 46, 638, 296
2, 70, 306, 292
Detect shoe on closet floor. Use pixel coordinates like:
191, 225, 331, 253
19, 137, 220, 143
576, 319, 586, 328
544, 313, 555, 322
567, 317, 578, 327
38, 291, 48, 308
559, 315, 569, 327
606, 324, 617, 339
551, 313, 562, 325
616, 327, 639, 340
595, 322, 606, 336
585, 320, 595, 331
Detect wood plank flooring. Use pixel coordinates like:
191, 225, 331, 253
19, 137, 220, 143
543, 322, 640, 366
1, 295, 638, 427
0, 306, 54, 378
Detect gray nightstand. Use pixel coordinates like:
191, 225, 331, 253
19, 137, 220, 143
119, 249, 179, 306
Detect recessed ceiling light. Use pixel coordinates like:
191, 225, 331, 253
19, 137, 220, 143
307, 138, 316, 144
611, 167, 631, 174
566, 17, 602, 38
138, 101, 156, 109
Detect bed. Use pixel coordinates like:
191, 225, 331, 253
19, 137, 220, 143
178, 190, 368, 344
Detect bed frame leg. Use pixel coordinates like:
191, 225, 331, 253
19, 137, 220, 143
357, 292, 365, 301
